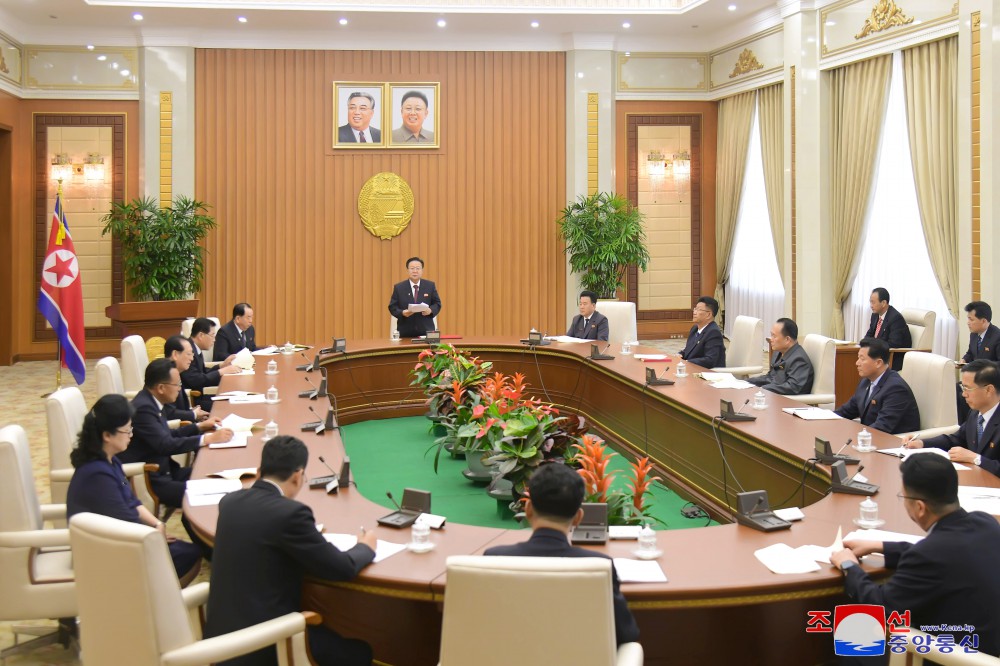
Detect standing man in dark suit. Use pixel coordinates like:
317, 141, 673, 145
214, 302, 257, 362
834, 337, 920, 434
679, 296, 726, 369
484, 464, 640, 647
962, 301, 1000, 363
205, 436, 377, 666
831, 454, 1000, 657
337, 92, 381, 144
184, 317, 241, 411
118, 358, 234, 508
565, 290, 609, 341
748, 318, 814, 395
388, 256, 442, 338
903, 359, 1000, 477
865, 287, 911, 349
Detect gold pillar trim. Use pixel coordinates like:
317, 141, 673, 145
729, 49, 765, 79
357, 172, 415, 240
159, 92, 172, 207
0, 52, 8, 74
587, 92, 599, 195
790, 66, 797, 319
854, 0, 915, 39
972, 11, 981, 299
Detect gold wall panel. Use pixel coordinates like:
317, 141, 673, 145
972, 12, 981, 299
618, 53, 708, 92
821, 0, 958, 58
160, 92, 172, 205
587, 92, 598, 195
25, 46, 139, 91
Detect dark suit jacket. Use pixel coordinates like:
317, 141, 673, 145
924, 406, 1000, 477
214, 320, 257, 362
182, 343, 223, 411
748, 342, 814, 395
865, 305, 912, 349
205, 481, 376, 666
963, 323, 1000, 363
834, 369, 920, 434
388, 279, 442, 338
162, 385, 195, 423
337, 124, 381, 143
484, 528, 640, 647
842, 509, 1000, 657
117, 389, 202, 475
680, 321, 726, 369
566, 311, 609, 341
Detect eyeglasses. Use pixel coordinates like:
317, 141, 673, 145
960, 385, 985, 393
693, 307, 711, 315
896, 492, 926, 502
117, 427, 134, 436
160, 382, 183, 389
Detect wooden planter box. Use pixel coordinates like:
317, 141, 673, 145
106, 300, 200, 340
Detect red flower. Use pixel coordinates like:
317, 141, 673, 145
476, 418, 498, 439
472, 405, 486, 419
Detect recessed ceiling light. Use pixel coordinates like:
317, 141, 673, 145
437, 18, 447, 27
622, 21, 631, 28
97, 55, 107, 61
339, 17, 348, 25
111, 62, 119, 69
132, 12, 143, 21
86, 44, 94, 50
530, 20, 539, 28
727, 4, 737, 10
237, 16, 247, 23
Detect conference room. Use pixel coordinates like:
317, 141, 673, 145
1, 0, 998, 664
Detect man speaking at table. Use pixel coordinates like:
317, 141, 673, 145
388, 256, 442, 338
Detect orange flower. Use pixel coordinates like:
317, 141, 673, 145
627, 457, 662, 512
572, 435, 616, 502
472, 404, 486, 419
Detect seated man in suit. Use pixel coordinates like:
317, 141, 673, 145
214, 302, 257, 362
903, 359, 1000, 477
163, 335, 207, 422
962, 301, 1000, 364
484, 463, 639, 647
387, 256, 442, 338
118, 358, 234, 508
565, 290, 609, 341
748, 317, 814, 395
184, 317, 241, 411
865, 286, 911, 349
831, 454, 1000, 657
834, 337, 920, 435
679, 296, 726, 369
205, 436, 377, 666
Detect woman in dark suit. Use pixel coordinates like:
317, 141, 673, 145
66, 394, 201, 586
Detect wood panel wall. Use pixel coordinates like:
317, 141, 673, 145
195, 50, 567, 345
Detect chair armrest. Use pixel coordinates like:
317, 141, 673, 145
167, 419, 181, 429
785, 394, 837, 405
888, 347, 929, 354
120, 462, 149, 478
50, 468, 75, 483
180, 582, 210, 610
160, 613, 308, 666
616, 642, 644, 666
0, 528, 71, 549
896, 425, 960, 440
204, 360, 222, 368
201, 386, 218, 396
40, 504, 67, 521
124, 390, 139, 399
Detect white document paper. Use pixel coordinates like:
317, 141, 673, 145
251, 346, 280, 356
416, 513, 447, 529
843, 528, 924, 545
186, 493, 226, 507
612, 558, 668, 583
754, 543, 822, 574
322, 534, 408, 563
876, 446, 971, 470
208, 432, 250, 449
957, 486, 1000, 515
773, 507, 805, 522
708, 379, 757, 390
782, 407, 843, 421
609, 526, 643, 540
406, 303, 430, 313
699, 372, 736, 382
186, 478, 242, 496
795, 544, 835, 565
233, 347, 255, 369
207, 467, 257, 480
544, 335, 590, 343
229, 394, 268, 405
219, 414, 261, 432
212, 390, 261, 402
633, 354, 669, 361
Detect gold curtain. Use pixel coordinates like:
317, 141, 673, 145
714, 90, 757, 314
903, 37, 959, 319
758, 83, 785, 286
829, 55, 892, 338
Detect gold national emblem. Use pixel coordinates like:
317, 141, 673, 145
357, 172, 414, 240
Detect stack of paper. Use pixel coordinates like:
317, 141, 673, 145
219, 414, 261, 432
212, 391, 260, 402
754, 543, 822, 574
185, 478, 243, 506
544, 335, 590, 343
782, 407, 842, 421
612, 558, 668, 583
229, 394, 268, 405
957, 486, 1000, 515
208, 432, 251, 449
634, 354, 669, 361
876, 446, 971, 470
842, 528, 924, 544
251, 346, 280, 356
233, 347, 255, 369
207, 467, 257, 480
322, 534, 408, 563
698, 372, 756, 390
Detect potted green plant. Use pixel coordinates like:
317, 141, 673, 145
412, 344, 492, 441
101, 195, 218, 338
556, 192, 651, 299
572, 435, 665, 526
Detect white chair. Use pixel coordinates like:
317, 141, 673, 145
439, 556, 643, 666
45, 387, 88, 517
0, 425, 77, 663
713, 315, 764, 378
181, 316, 221, 363
897, 351, 961, 440
121, 334, 149, 396
69, 512, 317, 666
901, 308, 936, 351
786, 334, 837, 407
96, 355, 137, 399
598, 301, 638, 346
888, 628, 1000, 665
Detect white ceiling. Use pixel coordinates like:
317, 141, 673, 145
0, 0, 784, 53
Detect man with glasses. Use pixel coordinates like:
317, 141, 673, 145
163, 335, 208, 422
119, 358, 234, 509
679, 296, 726, 369
184, 317, 240, 411
831, 454, 1000, 657
903, 359, 1000, 477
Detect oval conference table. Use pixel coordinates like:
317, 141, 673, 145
184, 338, 1000, 666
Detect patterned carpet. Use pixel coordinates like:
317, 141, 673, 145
0, 339, 694, 664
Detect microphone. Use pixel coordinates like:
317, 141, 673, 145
301, 405, 325, 432
814, 437, 860, 465
835, 439, 853, 456
590, 343, 615, 361
747, 494, 767, 516
734, 489, 791, 532
720, 398, 756, 422
296, 351, 313, 372
318, 455, 338, 477
734, 399, 751, 416
299, 375, 318, 399
386, 491, 402, 510
845, 464, 866, 485
645, 366, 674, 386
830, 460, 879, 495
307, 454, 340, 490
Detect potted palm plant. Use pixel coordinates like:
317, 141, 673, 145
101, 195, 217, 339
556, 192, 650, 299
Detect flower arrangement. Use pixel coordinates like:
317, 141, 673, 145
571, 435, 664, 526
410, 343, 492, 420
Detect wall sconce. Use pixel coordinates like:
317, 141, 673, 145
50, 153, 73, 183
83, 153, 106, 182
647, 149, 667, 177
672, 150, 691, 177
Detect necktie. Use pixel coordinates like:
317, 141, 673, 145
977, 335, 983, 355
240, 331, 247, 349
874, 316, 884, 337
412, 284, 419, 302
977, 414, 986, 445
359, 132, 367, 143
584, 318, 590, 332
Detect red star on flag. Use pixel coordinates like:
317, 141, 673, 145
46, 252, 76, 284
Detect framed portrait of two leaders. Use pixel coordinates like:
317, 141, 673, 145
333, 81, 440, 149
